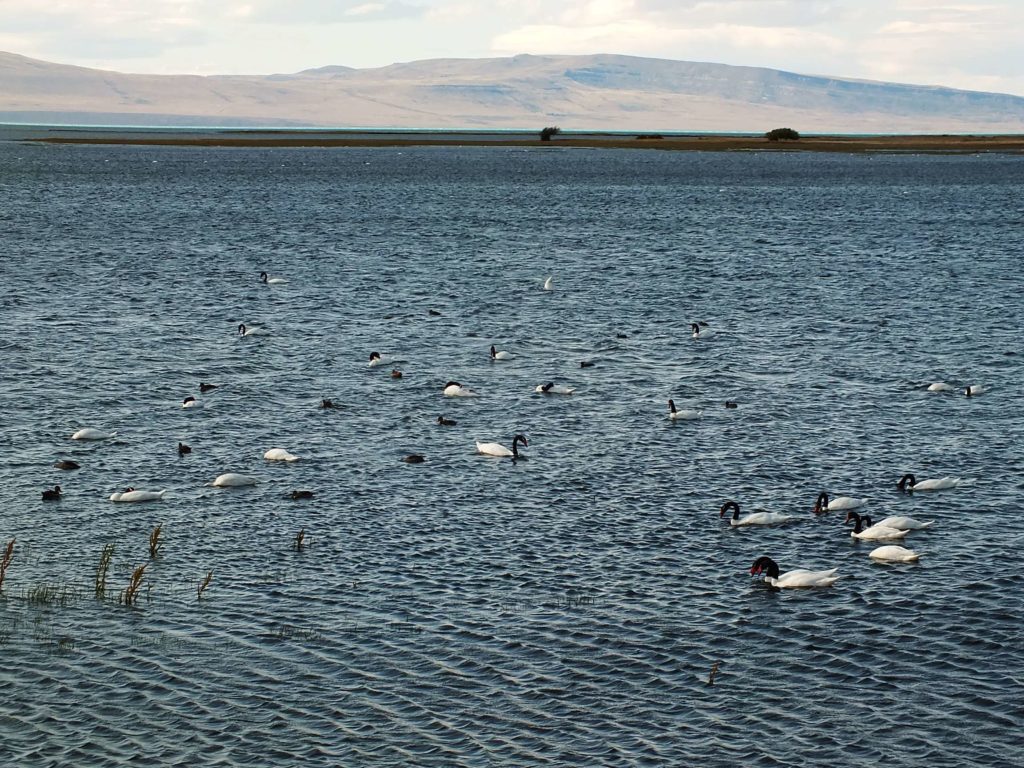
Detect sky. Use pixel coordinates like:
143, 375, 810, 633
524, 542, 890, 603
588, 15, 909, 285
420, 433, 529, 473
1, 0, 1022, 96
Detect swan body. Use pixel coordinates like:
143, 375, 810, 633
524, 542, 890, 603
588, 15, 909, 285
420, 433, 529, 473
259, 271, 287, 284
476, 434, 528, 459
264, 448, 300, 462
814, 492, 867, 514
668, 399, 702, 420
536, 382, 575, 395
237, 323, 268, 337
443, 381, 476, 397
869, 546, 920, 562
490, 345, 513, 361
691, 322, 715, 339
543, 276, 553, 290
368, 351, 385, 367
71, 428, 117, 440
750, 556, 839, 588
927, 382, 955, 392
182, 396, 201, 409
964, 384, 987, 397
109, 489, 167, 503
872, 515, 934, 530
847, 512, 909, 540
898, 473, 961, 492
720, 501, 795, 527
211, 473, 258, 487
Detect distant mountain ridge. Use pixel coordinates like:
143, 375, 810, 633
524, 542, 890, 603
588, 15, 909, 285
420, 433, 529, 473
2, 50, 1023, 132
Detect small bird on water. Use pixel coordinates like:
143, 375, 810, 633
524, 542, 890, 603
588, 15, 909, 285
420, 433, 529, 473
178, 442, 192, 455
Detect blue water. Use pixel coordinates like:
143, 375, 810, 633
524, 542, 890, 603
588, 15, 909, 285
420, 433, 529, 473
1, 143, 1022, 766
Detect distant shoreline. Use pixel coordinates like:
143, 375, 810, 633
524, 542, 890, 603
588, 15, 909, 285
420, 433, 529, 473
14, 129, 1024, 153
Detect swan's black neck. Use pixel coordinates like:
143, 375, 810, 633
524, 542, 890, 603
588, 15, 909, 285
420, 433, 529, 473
542, 382, 554, 393
897, 473, 916, 492
691, 323, 700, 334
511, 434, 527, 457
260, 272, 268, 283
813, 491, 830, 514
668, 399, 677, 413
490, 346, 497, 358
846, 511, 869, 533
751, 556, 779, 579
721, 500, 740, 520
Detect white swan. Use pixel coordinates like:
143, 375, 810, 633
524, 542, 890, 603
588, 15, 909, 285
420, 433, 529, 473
259, 271, 288, 285
720, 501, 796, 527
750, 556, 839, 588
869, 545, 920, 562
490, 345, 513, 361
927, 382, 955, 392
211, 473, 258, 487
536, 382, 575, 395
475, 434, 528, 459
847, 512, 908, 540
668, 399, 702, 420
813, 491, 867, 514
238, 323, 268, 337
182, 396, 202, 409
109, 489, 167, 503
691, 322, 715, 339
443, 381, 476, 397
264, 448, 300, 462
897, 473, 961, 493
71, 428, 117, 440
964, 384, 987, 397
543, 276, 553, 290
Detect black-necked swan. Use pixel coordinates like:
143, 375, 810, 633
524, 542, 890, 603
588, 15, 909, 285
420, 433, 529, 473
264, 448, 300, 462
868, 545, 920, 562
42, 485, 62, 501
813, 491, 867, 514
71, 428, 116, 440
182, 396, 201, 409
846, 512, 908, 540
668, 399, 701, 420
437, 416, 457, 426
720, 500, 795, 526
750, 556, 839, 588
368, 351, 384, 367
490, 345, 513, 361
691, 322, 715, 339
536, 382, 575, 395
238, 323, 267, 337
443, 381, 476, 397
110, 489, 167, 502
964, 385, 987, 397
927, 382, 955, 392
866, 513, 934, 530
54, 460, 80, 470
259, 271, 287, 285
897, 473, 961, 493
476, 434, 527, 458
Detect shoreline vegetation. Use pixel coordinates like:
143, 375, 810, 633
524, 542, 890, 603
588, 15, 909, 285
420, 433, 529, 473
19, 130, 1024, 153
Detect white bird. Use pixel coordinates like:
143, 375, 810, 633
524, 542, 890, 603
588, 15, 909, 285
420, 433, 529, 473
264, 448, 300, 462
475, 434, 528, 459
897, 473, 961, 493
870, 515, 934, 531
965, 384, 987, 397
668, 399, 701, 420
109, 489, 167, 503
211, 473, 258, 487
927, 382, 955, 392
490, 345, 513, 361
869, 545, 920, 562
847, 512, 908, 540
536, 382, 574, 395
543, 276, 553, 290
691, 322, 715, 339
720, 501, 796, 526
71, 428, 117, 440
368, 351, 385, 367
182, 396, 202, 409
259, 271, 287, 285
443, 381, 476, 397
813, 491, 867, 514
237, 323, 268, 337
750, 556, 839, 588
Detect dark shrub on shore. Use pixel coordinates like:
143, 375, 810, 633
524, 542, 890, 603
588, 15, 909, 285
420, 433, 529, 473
766, 127, 800, 141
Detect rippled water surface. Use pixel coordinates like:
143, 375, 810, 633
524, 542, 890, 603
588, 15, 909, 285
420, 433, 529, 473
2, 142, 1023, 766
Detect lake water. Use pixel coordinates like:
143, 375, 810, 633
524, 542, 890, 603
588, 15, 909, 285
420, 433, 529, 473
1, 141, 1022, 766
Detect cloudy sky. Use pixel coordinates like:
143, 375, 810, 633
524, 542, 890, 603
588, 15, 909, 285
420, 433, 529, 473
2, 0, 1022, 95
